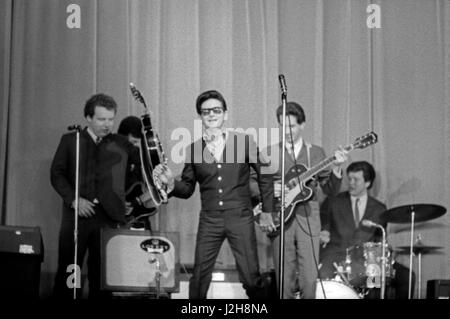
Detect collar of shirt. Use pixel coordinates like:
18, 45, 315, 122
202, 128, 228, 143
87, 127, 101, 144
285, 137, 303, 158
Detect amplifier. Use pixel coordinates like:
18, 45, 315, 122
0, 225, 44, 298
427, 280, 450, 299
100, 229, 179, 294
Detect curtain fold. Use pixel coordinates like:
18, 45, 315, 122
0, 0, 448, 298
0, 0, 13, 224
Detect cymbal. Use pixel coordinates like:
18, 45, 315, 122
395, 244, 443, 255
381, 204, 446, 224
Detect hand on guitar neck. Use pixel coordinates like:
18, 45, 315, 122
331, 146, 348, 176
153, 163, 175, 193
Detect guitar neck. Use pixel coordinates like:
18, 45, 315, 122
300, 144, 353, 182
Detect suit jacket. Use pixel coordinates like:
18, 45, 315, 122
50, 127, 139, 222
320, 191, 387, 259
170, 131, 274, 212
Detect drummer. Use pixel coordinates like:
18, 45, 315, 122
318, 161, 414, 299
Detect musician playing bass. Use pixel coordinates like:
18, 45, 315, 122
117, 115, 157, 230
254, 101, 348, 299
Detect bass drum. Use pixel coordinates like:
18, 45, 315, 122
315, 280, 361, 299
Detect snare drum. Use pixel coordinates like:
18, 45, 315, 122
315, 280, 360, 299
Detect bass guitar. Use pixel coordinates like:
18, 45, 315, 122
125, 181, 158, 220
255, 132, 378, 234
129, 83, 168, 206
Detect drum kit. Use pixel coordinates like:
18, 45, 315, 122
316, 203, 446, 299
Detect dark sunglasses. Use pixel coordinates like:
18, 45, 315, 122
200, 107, 224, 116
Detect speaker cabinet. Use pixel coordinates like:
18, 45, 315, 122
427, 280, 450, 299
100, 229, 179, 294
0, 225, 44, 299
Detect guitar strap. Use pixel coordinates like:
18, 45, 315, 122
305, 141, 312, 169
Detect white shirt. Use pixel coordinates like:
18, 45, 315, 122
203, 129, 228, 162
350, 193, 368, 224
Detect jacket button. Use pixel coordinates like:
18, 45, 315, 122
219, 201, 223, 206
218, 189, 223, 193
218, 176, 222, 181
217, 164, 222, 169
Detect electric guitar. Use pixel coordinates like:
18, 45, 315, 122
129, 83, 168, 206
255, 132, 378, 235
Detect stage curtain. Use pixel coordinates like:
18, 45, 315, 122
0, 0, 448, 298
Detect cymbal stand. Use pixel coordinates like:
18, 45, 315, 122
408, 206, 415, 299
415, 234, 423, 299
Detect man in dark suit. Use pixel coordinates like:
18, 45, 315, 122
255, 102, 348, 299
153, 90, 274, 299
319, 161, 414, 299
50, 93, 138, 298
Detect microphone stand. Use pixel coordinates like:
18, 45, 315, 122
68, 125, 81, 300
362, 220, 386, 299
278, 75, 287, 299
379, 226, 386, 299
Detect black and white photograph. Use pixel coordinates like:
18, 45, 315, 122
0, 0, 448, 314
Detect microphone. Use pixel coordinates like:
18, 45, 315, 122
361, 219, 382, 228
278, 74, 287, 95
67, 124, 81, 131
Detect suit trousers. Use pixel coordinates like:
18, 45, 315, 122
53, 205, 121, 299
271, 209, 321, 299
189, 207, 262, 299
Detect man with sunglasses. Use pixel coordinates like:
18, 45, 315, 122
154, 90, 274, 299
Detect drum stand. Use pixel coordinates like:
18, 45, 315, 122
380, 227, 387, 299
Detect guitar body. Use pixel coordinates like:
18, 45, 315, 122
125, 182, 157, 219
262, 164, 315, 237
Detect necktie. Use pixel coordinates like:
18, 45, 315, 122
96, 136, 101, 145
354, 198, 360, 227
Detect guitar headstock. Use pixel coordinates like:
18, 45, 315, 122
353, 131, 378, 150
129, 82, 146, 108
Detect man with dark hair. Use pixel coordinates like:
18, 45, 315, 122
154, 89, 274, 299
51, 93, 138, 298
256, 101, 348, 299
319, 161, 414, 299
118, 115, 142, 147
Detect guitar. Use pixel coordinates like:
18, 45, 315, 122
255, 132, 378, 235
125, 181, 158, 220
129, 83, 168, 206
